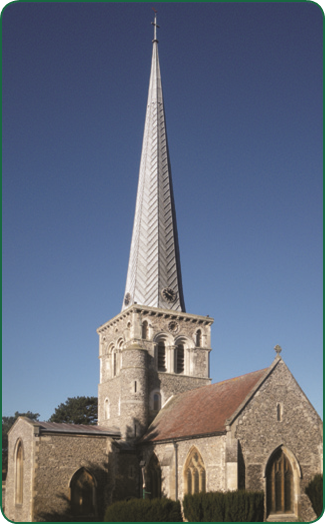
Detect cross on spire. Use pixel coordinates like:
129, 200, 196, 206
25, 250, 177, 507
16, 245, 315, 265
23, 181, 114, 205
151, 9, 160, 42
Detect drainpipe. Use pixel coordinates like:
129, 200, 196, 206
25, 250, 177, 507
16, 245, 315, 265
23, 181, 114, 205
173, 441, 178, 500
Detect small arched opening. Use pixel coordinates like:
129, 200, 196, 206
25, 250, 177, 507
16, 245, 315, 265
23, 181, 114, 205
142, 320, 149, 340
70, 467, 96, 517
146, 454, 161, 499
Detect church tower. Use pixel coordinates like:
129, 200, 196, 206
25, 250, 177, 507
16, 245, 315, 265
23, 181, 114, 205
97, 15, 213, 439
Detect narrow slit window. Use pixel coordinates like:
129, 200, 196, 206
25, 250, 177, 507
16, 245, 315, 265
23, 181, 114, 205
15, 441, 23, 504
142, 320, 148, 340
153, 393, 161, 411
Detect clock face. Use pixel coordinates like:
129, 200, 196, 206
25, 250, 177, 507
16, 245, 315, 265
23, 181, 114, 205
161, 287, 177, 303
124, 293, 131, 306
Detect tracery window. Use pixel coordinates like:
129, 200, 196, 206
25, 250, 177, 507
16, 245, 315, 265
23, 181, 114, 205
184, 447, 206, 495
146, 454, 161, 499
70, 468, 96, 517
157, 342, 166, 371
175, 344, 184, 374
15, 440, 23, 504
267, 449, 294, 515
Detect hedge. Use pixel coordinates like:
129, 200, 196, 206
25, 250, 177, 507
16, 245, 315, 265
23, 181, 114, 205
103, 497, 183, 522
305, 474, 323, 518
183, 489, 264, 522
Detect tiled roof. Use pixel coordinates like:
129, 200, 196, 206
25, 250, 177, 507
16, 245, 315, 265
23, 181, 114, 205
30, 420, 120, 437
142, 368, 268, 442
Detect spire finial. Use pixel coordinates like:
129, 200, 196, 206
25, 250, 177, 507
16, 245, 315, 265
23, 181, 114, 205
151, 8, 159, 43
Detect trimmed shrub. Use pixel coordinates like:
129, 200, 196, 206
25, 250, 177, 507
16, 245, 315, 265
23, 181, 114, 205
305, 474, 323, 518
103, 497, 183, 522
183, 490, 264, 522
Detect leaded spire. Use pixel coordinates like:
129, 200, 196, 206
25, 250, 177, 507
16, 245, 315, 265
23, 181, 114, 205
122, 15, 185, 312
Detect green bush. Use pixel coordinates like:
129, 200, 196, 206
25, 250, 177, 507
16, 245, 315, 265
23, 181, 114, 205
183, 490, 264, 522
305, 474, 323, 518
103, 497, 183, 522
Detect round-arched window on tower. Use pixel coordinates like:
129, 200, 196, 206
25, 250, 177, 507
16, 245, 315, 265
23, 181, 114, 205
142, 320, 149, 340
196, 330, 202, 347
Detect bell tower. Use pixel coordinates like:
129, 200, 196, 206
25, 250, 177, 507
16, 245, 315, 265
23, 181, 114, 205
98, 14, 213, 439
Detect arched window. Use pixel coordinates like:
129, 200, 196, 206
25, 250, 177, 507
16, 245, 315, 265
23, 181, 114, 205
196, 330, 202, 347
266, 449, 294, 515
175, 344, 184, 374
104, 398, 110, 419
142, 320, 149, 340
15, 440, 23, 504
184, 447, 206, 495
70, 468, 96, 517
146, 454, 161, 499
157, 342, 166, 372
113, 350, 117, 377
153, 393, 161, 411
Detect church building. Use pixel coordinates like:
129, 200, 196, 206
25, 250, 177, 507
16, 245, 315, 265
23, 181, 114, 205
5, 15, 322, 523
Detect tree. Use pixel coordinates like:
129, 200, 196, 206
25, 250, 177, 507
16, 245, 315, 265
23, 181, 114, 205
49, 396, 98, 425
2, 411, 40, 481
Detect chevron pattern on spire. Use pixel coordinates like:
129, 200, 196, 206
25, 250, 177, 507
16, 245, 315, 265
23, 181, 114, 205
122, 36, 185, 312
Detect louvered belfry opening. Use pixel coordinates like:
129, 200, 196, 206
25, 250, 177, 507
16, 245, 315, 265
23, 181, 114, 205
176, 344, 184, 374
157, 342, 166, 371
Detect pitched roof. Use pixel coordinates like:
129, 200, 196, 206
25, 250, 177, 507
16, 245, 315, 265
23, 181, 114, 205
18, 418, 120, 437
142, 367, 268, 442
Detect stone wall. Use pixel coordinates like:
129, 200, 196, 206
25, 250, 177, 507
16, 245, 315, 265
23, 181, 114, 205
141, 434, 227, 500
232, 358, 323, 521
32, 432, 114, 521
5, 418, 34, 522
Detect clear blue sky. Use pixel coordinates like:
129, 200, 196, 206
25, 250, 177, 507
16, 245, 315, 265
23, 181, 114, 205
2, 2, 323, 421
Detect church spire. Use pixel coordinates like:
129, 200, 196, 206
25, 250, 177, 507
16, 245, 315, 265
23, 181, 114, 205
122, 14, 185, 312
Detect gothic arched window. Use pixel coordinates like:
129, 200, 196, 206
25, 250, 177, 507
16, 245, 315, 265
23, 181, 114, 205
142, 320, 149, 340
266, 449, 294, 516
15, 440, 23, 504
184, 447, 206, 495
70, 468, 96, 517
157, 342, 166, 372
146, 454, 161, 499
175, 344, 184, 374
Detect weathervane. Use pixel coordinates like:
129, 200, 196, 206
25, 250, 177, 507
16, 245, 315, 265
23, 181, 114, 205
151, 8, 160, 43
